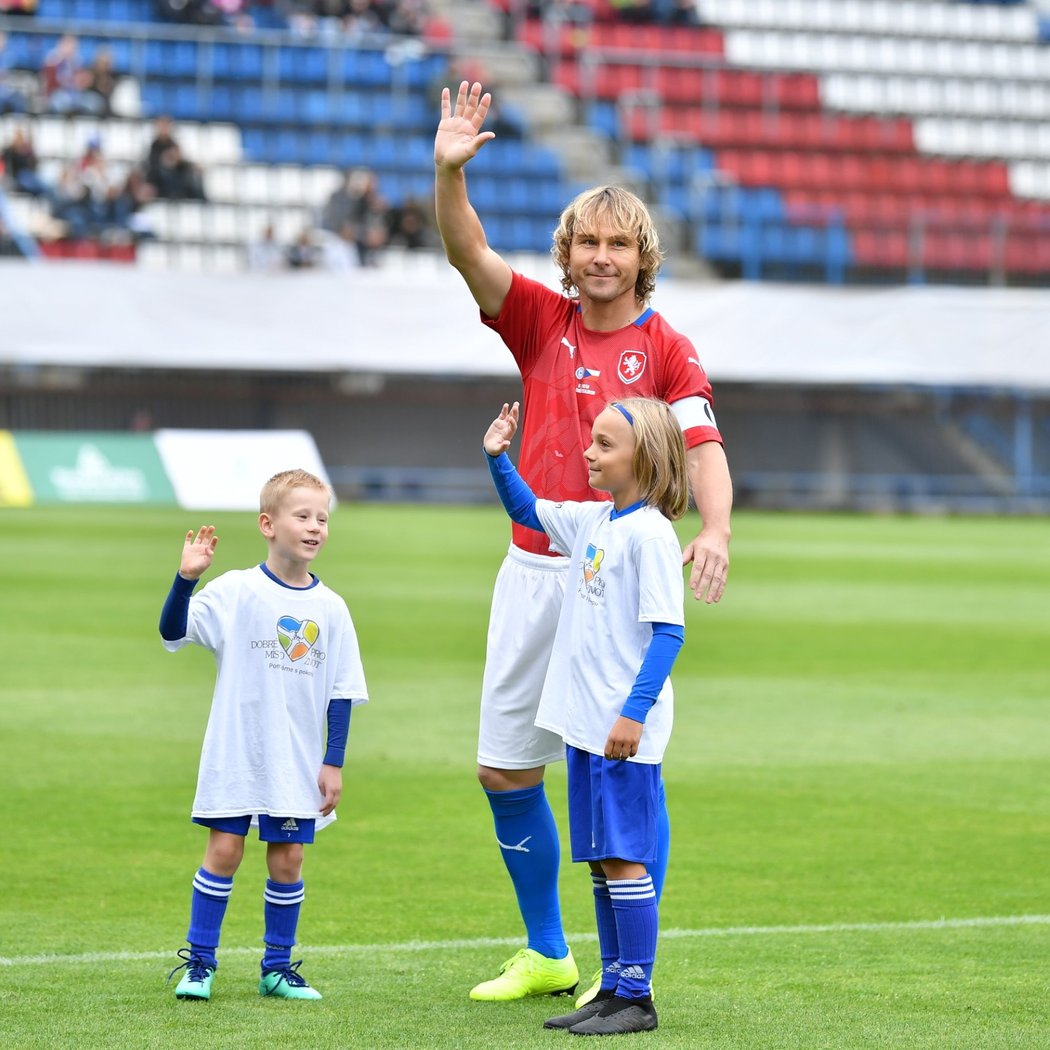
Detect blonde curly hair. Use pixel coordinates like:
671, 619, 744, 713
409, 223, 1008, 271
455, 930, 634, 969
551, 186, 664, 305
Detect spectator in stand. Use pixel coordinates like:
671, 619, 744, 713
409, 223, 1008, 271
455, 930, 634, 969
155, 0, 229, 27
51, 159, 94, 240
146, 115, 178, 180
608, 0, 654, 24
0, 0, 39, 13
0, 32, 29, 115
387, 0, 427, 35
343, 0, 389, 40
247, 221, 286, 272
526, 0, 592, 27
42, 35, 103, 116
320, 167, 387, 267
285, 227, 320, 269
50, 137, 137, 241
84, 47, 119, 117
77, 136, 130, 236
315, 222, 360, 272
282, 0, 428, 40
150, 142, 207, 200
485, 96, 525, 140
113, 166, 158, 239
0, 212, 23, 257
144, 119, 207, 201
2, 127, 52, 199
386, 195, 429, 250
651, 0, 700, 26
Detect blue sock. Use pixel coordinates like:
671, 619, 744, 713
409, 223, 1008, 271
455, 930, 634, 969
609, 875, 657, 1000
652, 779, 670, 902
485, 784, 568, 960
186, 867, 232, 968
261, 879, 305, 974
592, 873, 620, 992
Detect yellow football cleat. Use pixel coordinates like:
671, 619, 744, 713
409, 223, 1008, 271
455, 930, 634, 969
469, 948, 578, 1002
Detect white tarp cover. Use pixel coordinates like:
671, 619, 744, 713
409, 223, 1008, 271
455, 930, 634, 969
2, 260, 1048, 391
154, 428, 331, 510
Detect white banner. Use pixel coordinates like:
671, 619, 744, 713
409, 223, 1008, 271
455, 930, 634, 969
3, 260, 1050, 392
154, 429, 331, 511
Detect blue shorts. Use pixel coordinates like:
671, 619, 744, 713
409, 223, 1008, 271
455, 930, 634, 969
566, 745, 661, 866
192, 814, 316, 844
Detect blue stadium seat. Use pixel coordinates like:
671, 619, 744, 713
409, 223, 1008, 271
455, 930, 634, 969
399, 54, 447, 89
301, 130, 335, 166
107, 0, 135, 22
206, 84, 235, 122
145, 40, 198, 79
213, 43, 264, 81
298, 89, 337, 125
469, 177, 503, 212
332, 133, 369, 169
170, 84, 202, 121
586, 101, 619, 139
342, 50, 391, 88
73, 0, 103, 21
271, 128, 303, 164
278, 46, 328, 86
3, 33, 34, 69
240, 126, 266, 161
233, 85, 265, 122
104, 38, 132, 73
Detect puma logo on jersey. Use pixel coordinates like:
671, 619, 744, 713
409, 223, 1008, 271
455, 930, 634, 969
561, 337, 576, 359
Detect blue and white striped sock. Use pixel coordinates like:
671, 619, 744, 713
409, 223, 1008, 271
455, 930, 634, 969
186, 867, 233, 968
262, 878, 305, 974
608, 874, 657, 1000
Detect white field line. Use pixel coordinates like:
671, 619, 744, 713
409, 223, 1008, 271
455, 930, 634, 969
3, 913, 1048, 968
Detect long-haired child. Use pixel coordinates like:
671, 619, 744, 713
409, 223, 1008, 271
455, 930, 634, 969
483, 397, 688, 1036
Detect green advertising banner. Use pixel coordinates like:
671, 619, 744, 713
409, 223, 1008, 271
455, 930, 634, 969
14, 433, 177, 505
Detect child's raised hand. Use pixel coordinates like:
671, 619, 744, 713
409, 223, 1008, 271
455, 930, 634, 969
179, 525, 218, 580
483, 401, 520, 457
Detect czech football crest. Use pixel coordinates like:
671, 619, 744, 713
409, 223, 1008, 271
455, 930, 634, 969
617, 349, 647, 385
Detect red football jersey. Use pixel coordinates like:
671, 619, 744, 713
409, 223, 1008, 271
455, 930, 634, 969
483, 272, 723, 555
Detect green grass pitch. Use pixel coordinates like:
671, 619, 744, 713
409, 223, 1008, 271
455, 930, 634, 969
1, 504, 1048, 1049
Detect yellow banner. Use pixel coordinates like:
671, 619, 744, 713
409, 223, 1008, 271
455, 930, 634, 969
0, 431, 33, 507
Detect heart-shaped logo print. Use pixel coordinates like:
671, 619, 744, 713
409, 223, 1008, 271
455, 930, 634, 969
277, 616, 319, 661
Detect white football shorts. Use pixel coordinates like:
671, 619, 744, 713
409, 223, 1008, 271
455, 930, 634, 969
477, 544, 570, 770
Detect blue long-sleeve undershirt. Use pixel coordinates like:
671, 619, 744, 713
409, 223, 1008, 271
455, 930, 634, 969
158, 572, 351, 766
484, 451, 684, 725
486, 450, 544, 533
323, 700, 351, 767
621, 622, 685, 723
159, 571, 196, 640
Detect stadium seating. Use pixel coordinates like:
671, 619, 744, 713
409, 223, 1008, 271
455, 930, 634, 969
511, 0, 1050, 284
0, 8, 574, 266
3, 0, 1049, 282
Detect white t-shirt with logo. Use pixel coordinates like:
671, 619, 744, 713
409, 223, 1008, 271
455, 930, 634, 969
163, 566, 369, 819
532, 501, 684, 764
